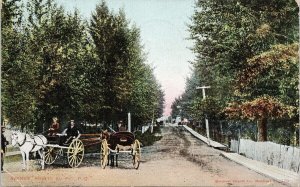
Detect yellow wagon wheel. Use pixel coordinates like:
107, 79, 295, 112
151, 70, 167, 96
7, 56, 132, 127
100, 139, 109, 169
44, 146, 60, 165
67, 139, 84, 168
132, 139, 141, 169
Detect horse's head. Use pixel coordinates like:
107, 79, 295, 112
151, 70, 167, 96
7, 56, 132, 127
11, 131, 25, 147
11, 131, 18, 146
101, 130, 110, 140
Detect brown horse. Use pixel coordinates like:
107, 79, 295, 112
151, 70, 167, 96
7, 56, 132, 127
101, 130, 135, 167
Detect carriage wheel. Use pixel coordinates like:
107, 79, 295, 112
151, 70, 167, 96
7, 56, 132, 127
67, 139, 84, 168
44, 147, 60, 165
132, 139, 141, 169
100, 139, 109, 169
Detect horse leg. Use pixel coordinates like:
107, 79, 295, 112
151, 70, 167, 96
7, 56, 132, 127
116, 154, 118, 167
107, 154, 110, 166
21, 151, 26, 170
1, 152, 4, 171
38, 149, 44, 170
42, 148, 45, 169
110, 154, 114, 167
25, 152, 30, 170
110, 154, 113, 167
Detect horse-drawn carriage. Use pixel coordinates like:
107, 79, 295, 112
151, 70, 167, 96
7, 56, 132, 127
100, 131, 141, 169
12, 128, 141, 169
11, 129, 141, 170
44, 133, 101, 168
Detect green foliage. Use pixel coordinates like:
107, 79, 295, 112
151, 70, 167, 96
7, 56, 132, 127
172, 0, 298, 143
1, 0, 35, 129
90, 1, 164, 126
2, 0, 164, 132
135, 126, 162, 146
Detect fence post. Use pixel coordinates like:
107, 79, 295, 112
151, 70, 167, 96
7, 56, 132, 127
205, 117, 210, 146
237, 128, 241, 154
227, 131, 232, 151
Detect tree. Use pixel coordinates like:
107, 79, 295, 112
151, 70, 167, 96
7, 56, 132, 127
90, 2, 134, 122
226, 43, 298, 141
24, 0, 93, 130
180, 0, 299, 143
2, 0, 164, 132
90, 1, 164, 127
127, 63, 163, 126
225, 96, 295, 141
1, 0, 37, 129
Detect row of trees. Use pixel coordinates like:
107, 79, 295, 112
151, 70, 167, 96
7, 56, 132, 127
172, 0, 298, 143
2, 0, 165, 132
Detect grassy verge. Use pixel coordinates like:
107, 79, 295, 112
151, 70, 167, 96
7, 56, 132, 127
6, 146, 19, 152
135, 126, 162, 146
5, 154, 22, 163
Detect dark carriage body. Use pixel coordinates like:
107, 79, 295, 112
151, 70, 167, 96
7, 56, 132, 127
108, 131, 135, 150
100, 131, 141, 169
45, 135, 61, 145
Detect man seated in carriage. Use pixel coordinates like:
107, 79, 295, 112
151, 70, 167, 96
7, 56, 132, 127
117, 120, 126, 132
59, 120, 81, 145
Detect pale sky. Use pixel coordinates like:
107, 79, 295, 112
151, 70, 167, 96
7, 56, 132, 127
56, 0, 196, 116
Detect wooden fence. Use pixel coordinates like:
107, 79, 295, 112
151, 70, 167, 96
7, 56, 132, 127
231, 139, 300, 173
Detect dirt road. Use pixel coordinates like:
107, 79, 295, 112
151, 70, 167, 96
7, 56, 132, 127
2, 126, 286, 186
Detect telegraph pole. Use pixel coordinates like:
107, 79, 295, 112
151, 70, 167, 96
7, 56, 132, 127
296, 0, 300, 147
196, 86, 211, 146
128, 112, 131, 132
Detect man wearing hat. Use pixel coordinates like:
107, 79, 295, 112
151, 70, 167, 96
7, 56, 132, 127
1, 125, 9, 172
118, 120, 126, 132
60, 120, 81, 145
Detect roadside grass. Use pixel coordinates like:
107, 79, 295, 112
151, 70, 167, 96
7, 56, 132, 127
135, 126, 162, 146
6, 146, 19, 152
5, 154, 22, 163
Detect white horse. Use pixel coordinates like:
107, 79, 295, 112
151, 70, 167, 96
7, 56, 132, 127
11, 131, 47, 170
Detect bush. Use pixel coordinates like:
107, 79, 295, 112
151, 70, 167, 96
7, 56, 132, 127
135, 126, 162, 146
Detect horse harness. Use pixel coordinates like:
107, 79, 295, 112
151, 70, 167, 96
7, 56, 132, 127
17, 134, 46, 151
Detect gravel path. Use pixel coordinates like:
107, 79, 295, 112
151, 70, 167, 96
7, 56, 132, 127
1, 126, 286, 186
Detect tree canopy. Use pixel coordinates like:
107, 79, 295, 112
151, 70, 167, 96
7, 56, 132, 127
172, 0, 298, 143
2, 0, 165, 132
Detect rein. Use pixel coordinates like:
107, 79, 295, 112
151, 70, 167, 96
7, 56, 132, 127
17, 134, 27, 147
15, 133, 45, 152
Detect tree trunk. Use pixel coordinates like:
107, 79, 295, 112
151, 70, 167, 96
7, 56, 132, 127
257, 118, 268, 141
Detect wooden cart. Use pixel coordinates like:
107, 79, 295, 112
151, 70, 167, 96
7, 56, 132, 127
44, 134, 101, 168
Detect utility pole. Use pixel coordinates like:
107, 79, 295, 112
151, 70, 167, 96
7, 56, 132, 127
128, 112, 131, 132
196, 86, 211, 146
151, 109, 154, 133
299, 8, 300, 148
296, 0, 300, 147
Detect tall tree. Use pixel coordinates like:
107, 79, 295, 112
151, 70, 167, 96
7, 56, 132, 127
1, 0, 36, 129
90, 2, 132, 122
90, 1, 164, 126
25, 0, 92, 130
2, 0, 164, 132
180, 0, 299, 142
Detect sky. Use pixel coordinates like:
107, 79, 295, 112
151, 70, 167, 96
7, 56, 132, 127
56, 0, 196, 116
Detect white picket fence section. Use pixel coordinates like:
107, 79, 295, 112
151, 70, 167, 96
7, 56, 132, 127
231, 139, 300, 173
